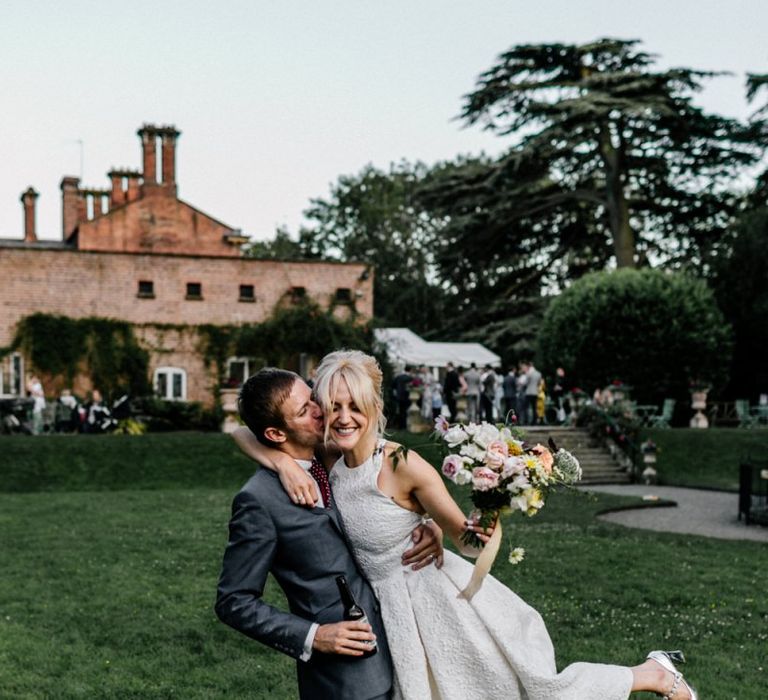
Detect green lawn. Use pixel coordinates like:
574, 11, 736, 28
1, 432, 766, 698
641, 428, 768, 491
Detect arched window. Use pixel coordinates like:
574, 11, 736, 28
154, 367, 187, 401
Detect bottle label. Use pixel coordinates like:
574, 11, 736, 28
358, 614, 377, 648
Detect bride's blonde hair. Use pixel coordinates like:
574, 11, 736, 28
313, 350, 386, 444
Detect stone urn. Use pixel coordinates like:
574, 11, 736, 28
641, 440, 658, 484
407, 389, 430, 433
689, 389, 709, 429
220, 387, 240, 433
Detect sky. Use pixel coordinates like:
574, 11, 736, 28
1, 0, 766, 242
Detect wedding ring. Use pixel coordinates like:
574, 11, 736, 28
297, 495, 305, 503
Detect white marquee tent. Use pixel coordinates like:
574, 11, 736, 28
374, 327, 501, 369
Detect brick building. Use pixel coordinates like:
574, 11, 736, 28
0, 123, 373, 405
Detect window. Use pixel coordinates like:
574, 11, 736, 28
154, 367, 187, 401
186, 282, 203, 300
239, 284, 255, 302
335, 287, 352, 303
137, 280, 155, 298
290, 286, 306, 303
1, 353, 24, 396
226, 357, 256, 387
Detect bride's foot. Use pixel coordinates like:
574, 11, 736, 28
646, 651, 697, 700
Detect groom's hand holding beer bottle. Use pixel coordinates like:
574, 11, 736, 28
312, 575, 378, 657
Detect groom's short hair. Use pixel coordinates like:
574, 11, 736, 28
239, 368, 300, 448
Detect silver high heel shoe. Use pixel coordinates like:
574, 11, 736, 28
647, 650, 698, 700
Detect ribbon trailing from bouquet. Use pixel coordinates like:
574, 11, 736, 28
458, 519, 502, 601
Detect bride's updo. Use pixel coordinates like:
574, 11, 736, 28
313, 350, 386, 443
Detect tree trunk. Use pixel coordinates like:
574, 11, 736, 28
598, 125, 635, 268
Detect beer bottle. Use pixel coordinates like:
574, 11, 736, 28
335, 575, 377, 656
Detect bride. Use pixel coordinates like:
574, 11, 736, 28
234, 350, 696, 700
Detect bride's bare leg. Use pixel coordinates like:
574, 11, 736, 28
630, 659, 691, 698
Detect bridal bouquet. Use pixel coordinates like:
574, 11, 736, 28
434, 416, 582, 598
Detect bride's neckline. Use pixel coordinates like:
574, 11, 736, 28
340, 440, 385, 470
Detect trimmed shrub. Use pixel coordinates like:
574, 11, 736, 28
537, 269, 732, 403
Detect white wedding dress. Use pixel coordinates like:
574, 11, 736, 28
328, 442, 634, 700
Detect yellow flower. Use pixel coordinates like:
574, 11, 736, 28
522, 455, 539, 471
507, 440, 524, 456
526, 488, 544, 510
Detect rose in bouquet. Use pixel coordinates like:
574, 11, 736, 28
435, 417, 582, 597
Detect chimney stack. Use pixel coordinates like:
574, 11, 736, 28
126, 172, 141, 202
137, 123, 180, 196
160, 126, 180, 194
138, 125, 158, 187
108, 170, 127, 207
60, 176, 81, 240
20, 187, 39, 242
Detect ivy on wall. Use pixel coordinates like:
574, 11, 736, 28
12, 313, 150, 397
12, 303, 373, 398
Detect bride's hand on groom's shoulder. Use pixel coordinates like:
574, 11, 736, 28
275, 458, 318, 507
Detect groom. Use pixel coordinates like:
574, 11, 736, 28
215, 368, 442, 700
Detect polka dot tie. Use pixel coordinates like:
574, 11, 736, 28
309, 457, 332, 508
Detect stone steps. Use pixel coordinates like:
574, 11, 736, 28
522, 426, 631, 484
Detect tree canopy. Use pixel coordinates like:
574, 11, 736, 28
297, 161, 451, 334
426, 38, 760, 273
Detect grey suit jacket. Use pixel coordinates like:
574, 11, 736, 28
215, 467, 393, 700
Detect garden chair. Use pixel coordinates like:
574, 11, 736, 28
735, 400, 758, 428
648, 398, 675, 428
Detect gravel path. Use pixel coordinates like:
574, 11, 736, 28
580, 484, 768, 542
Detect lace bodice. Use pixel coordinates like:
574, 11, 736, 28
329, 440, 423, 584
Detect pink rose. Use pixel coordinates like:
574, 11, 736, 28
441, 455, 464, 482
471, 467, 500, 491
531, 444, 554, 473
487, 439, 509, 457
501, 456, 526, 478
484, 439, 510, 471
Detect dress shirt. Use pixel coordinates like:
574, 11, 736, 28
295, 458, 323, 661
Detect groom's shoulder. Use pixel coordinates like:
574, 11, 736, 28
236, 467, 281, 502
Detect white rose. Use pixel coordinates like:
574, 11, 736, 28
473, 423, 501, 448
444, 425, 468, 447
460, 442, 486, 463
455, 468, 473, 485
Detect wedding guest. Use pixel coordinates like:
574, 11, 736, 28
464, 363, 481, 422
443, 363, 461, 422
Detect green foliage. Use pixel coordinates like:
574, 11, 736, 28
538, 269, 732, 402
640, 428, 768, 491
300, 161, 452, 334
710, 208, 768, 399
441, 37, 761, 273
132, 397, 222, 433
12, 313, 150, 398
242, 226, 308, 260
235, 300, 372, 368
